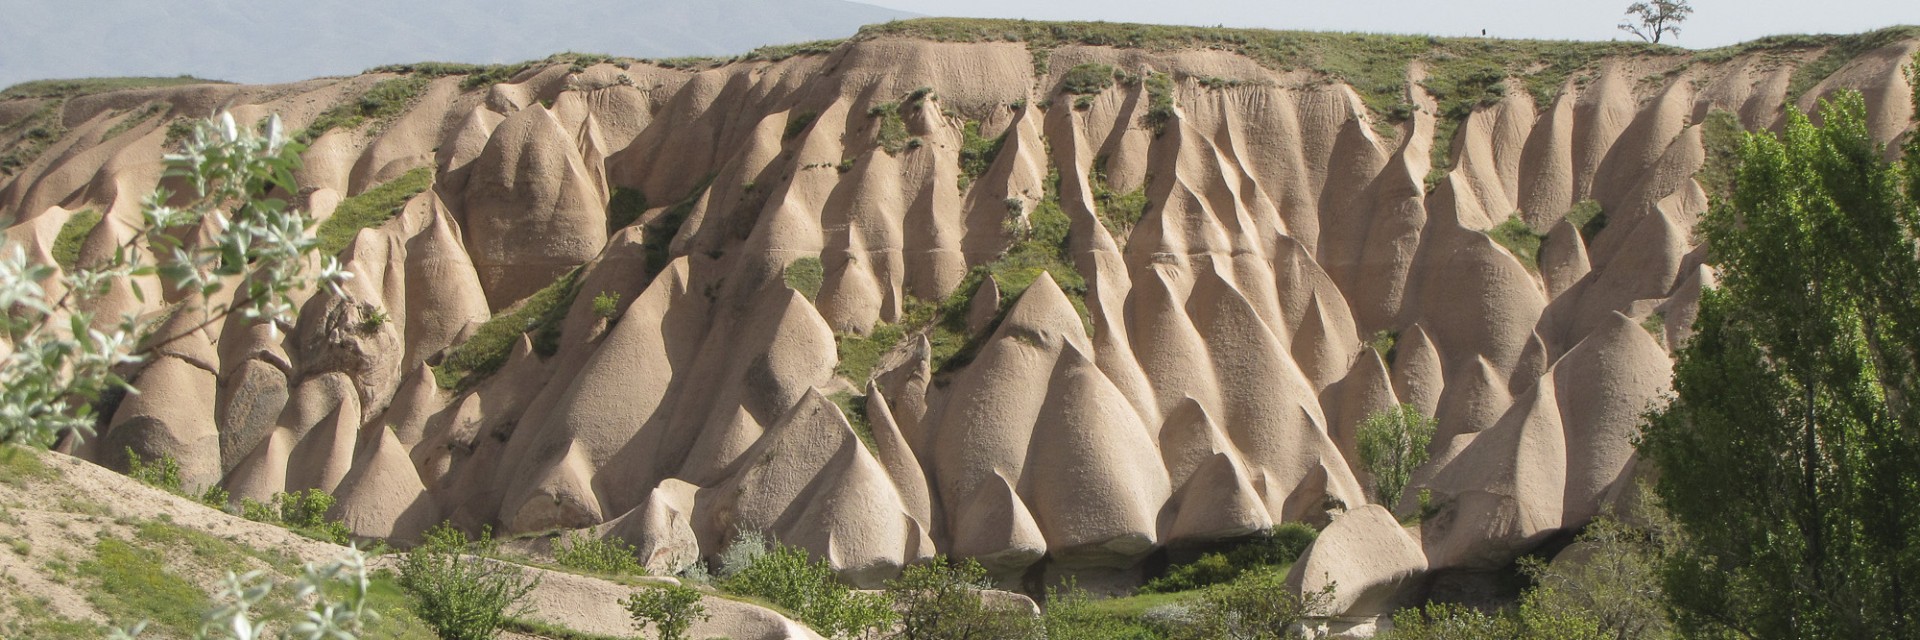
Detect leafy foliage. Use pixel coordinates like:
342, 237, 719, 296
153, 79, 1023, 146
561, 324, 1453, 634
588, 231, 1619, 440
1358, 404, 1436, 512
240, 489, 353, 544
48, 208, 101, 270
552, 531, 644, 576
1090, 158, 1149, 240
1637, 88, 1920, 639
721, 535, 895, 639
590, 291, 622, 321
124, 447, 182, 493
1143, 72, 1175, 135
316, 166, 434, 255
398, 523, 539, 640
624, 583, 707, 640
1174, 567, 1332, 640
1140, 524, 1317, 594
886, 556, 1042, 640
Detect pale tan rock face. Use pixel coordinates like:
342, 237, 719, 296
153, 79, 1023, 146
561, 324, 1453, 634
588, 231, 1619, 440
7, 29, 1915, 619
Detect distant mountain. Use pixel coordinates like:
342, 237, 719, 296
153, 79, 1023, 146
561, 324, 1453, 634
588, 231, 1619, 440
0, 0, 917, 87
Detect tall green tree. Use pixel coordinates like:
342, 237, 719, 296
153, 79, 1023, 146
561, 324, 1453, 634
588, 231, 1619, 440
1358, 403, 1436, 511
1637, 76, 1920, 638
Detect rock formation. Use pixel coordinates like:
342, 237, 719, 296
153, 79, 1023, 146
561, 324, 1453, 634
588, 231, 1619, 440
4, 20, 1916, 619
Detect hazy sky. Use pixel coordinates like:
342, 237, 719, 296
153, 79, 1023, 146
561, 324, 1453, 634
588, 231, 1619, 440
859, 0, 1920, 48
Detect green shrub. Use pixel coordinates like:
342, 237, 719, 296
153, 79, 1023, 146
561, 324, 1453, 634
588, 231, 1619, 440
1488, 216, 1546, 270
239, 488, 353, 544
1144, 72, 1175, 135
1090, 159, 1148, 238
1366, 329, 1399, 362
316, 166, 434, 255
785, 111, 820, 141
591, 291, 622, 320
625, 582, 708, 640
784, 256, 825, 301
958, 120, 1008, 191
78, 537, 207, 636
1140, 523, 1317, 594
399, 523, 540, 640
887, 556, 1043, 640
722, 535, 896, 638
101, 103, 167, 141
124, 448, 182, 494
1171, 567, 1331, 640
869, 101, 912, 155
1358, 404, 1436, 514
1060, 63, 1117, 94
607, 187, 649, 234
827, 391, 878, 454
552, 531, 643, 576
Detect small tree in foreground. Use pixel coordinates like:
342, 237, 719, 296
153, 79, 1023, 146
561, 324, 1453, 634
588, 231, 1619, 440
722, 534, 895, 639
885, 556, 1041, 640
1357, 404, 1436, 512
398, 523, 539, 640
1618, 0, 1692, 44
625, 582, 708, 640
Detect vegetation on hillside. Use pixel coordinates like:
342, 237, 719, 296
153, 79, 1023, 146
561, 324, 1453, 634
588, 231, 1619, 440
433, 267, 583, 390
316, 166, 434, 255
0, 76, 224, 100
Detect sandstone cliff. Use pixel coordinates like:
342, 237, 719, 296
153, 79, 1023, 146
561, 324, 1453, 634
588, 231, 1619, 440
5, 18, 1916, 614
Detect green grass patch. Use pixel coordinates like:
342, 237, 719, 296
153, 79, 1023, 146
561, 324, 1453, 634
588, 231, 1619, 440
868, 100, 913, 155
77, 537, 208, 635
0, 76, 222, 100
298, 75, 429, 143
958, 120, 1008, 192
315, 166, 434, 255
1488, 215, 1546, 271
607, 186, 649, 234
0, 445, 57, 489
503, 616, 631, 640
785, 256, 825, 301
744, 39, 846, 62
361, 572, 451, 639
51, 209, 100, 271
434, 268, 583, 390
135, 520, 293, 571
2, 596, 105, 639
827, 391, 879, 454
1090, 157, 1148, 239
